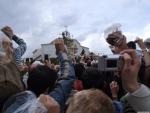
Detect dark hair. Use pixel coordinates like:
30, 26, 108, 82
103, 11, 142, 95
81, 67, 107, 92
127, 41, 136, 49
27, 65, 58, 96
74, 63, 85, 80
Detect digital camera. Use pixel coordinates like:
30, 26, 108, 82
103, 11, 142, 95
98, 54, 123, 72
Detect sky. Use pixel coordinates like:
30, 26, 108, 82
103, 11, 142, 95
0, 0, 150, 57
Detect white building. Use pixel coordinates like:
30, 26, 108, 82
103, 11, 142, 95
73, 39, 89, 56
33, 30, 90, 60
33, 38, 90, 60
33, 44, 57, 60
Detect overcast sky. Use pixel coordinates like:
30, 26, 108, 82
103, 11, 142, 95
0, 0, 150, 57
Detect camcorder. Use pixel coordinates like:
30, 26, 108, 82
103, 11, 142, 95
98, 54, 123, 72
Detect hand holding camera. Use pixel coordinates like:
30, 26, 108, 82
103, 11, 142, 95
120, 49, 141, 93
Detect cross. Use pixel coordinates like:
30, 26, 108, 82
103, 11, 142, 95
64, 25, 68, 31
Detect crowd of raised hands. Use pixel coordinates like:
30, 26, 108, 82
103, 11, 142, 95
1, 25, 150, 113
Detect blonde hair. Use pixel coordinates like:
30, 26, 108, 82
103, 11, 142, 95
67, 89, 115, 113
0, 33, 13, 64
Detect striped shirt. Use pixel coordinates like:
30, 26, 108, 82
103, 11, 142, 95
12, 35, 27, 67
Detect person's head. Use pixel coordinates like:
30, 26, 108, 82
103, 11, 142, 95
27, 65, 58, 96
127, 41, 136, 49
0, 32, 13, 64
67, 89, 115, 113
106, 31, 127, 52
81, 67, 107, 93
28, 60, 44, 73
74, 63, 85, 80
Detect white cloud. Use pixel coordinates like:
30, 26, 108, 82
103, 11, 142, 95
81, 33, 111, 55
142, 24, 150, 40
0, 0, 150, 57
124, 23, 150, 41
81, 23, 150, 55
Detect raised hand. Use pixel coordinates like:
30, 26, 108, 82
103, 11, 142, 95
1, 26, 14, 39
120, 49, 141, 93
135, 37, 146, 50
54, 39, 67, 54
110, 81, 119, 100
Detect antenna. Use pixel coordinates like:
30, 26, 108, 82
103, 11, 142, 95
64, 25, 68, 31
58, 33, 62, 37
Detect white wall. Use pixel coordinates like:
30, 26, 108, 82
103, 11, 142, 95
82, 47, 90, 55
73, 39, 90, 55
33, 39, 90, 60
41, 44, 57, 58
33, 48, 42, 60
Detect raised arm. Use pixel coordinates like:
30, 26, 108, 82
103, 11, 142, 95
136, 37, 150, 67
1, 26, 27, 67
121, 49, 150, 112
12, 35, 27, 57
49, 39, 76, 113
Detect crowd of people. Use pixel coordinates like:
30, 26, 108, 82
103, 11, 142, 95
0, 25, 150, 113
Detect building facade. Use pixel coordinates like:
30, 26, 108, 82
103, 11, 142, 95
33, 31, 90, 60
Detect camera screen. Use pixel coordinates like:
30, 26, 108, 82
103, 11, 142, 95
107, 59, 117, 68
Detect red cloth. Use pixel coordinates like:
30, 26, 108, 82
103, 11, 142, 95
74, 80, 83, 91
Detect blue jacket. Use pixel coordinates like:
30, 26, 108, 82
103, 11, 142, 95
49, 52, 76, 113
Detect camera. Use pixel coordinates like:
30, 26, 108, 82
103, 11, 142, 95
98, 54, 123, 72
